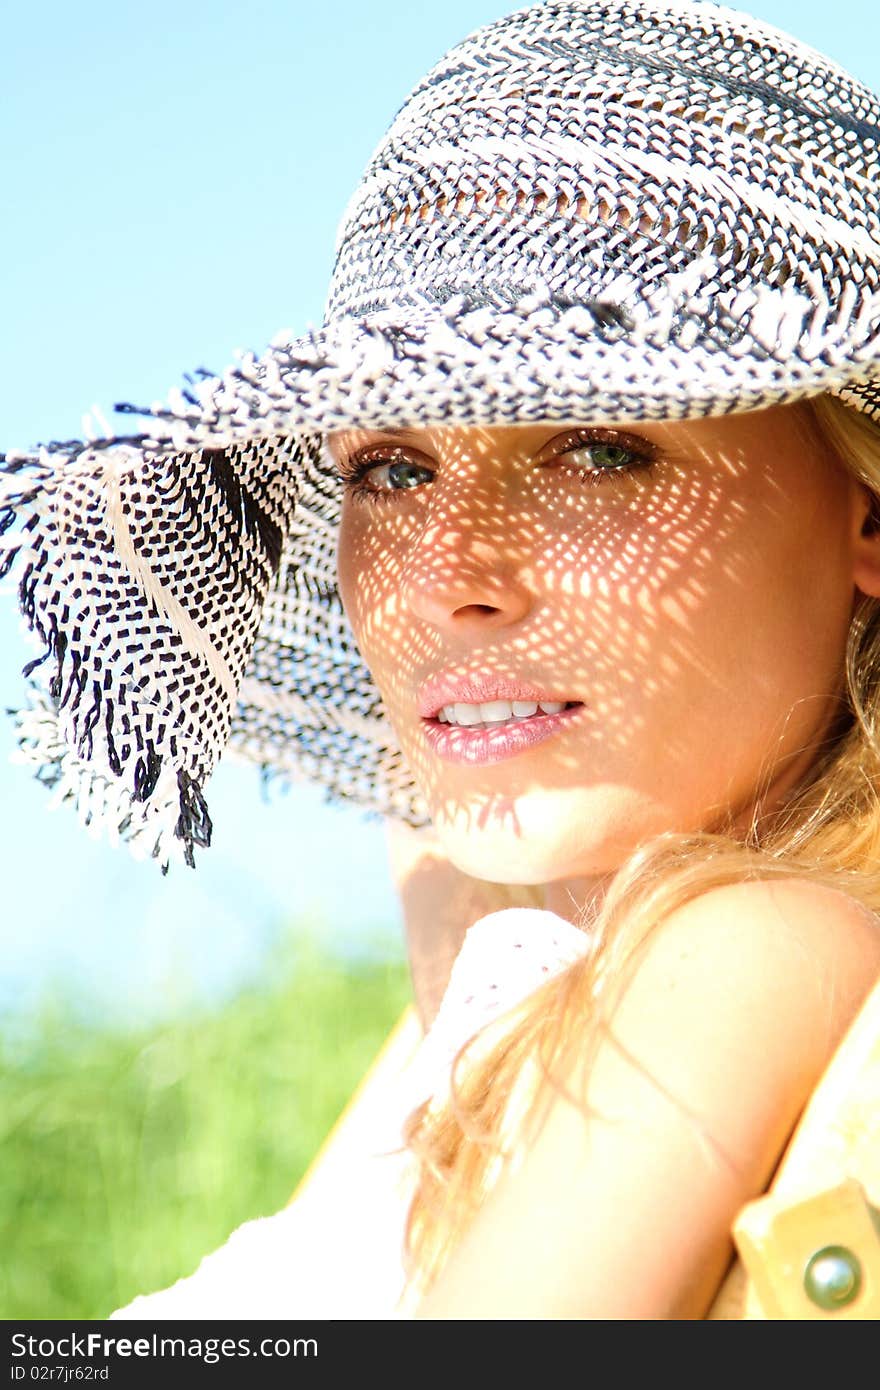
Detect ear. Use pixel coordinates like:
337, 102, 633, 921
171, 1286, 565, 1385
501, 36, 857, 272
851, 483, 880, 599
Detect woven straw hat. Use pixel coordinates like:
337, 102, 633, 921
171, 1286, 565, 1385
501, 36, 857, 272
2, 0, 879, 865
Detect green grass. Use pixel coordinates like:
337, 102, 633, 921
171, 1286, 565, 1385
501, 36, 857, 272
0, 932, 410, 1319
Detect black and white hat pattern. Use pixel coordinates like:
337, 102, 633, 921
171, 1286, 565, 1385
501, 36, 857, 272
2, 0, 879, 865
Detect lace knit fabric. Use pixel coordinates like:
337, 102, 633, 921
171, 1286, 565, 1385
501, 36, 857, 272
110, 908, 590, 1320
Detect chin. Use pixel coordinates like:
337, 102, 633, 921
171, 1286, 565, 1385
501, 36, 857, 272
425, 783, 660, 885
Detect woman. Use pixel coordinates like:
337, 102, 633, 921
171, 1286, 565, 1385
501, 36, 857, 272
3, 0, 880, 1317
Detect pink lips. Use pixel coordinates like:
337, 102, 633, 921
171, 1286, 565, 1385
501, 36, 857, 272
417, 675, 580, 720
417, 674, 585, 766
422, 704, 585, 765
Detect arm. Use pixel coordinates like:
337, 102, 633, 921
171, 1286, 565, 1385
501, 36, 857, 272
413, 878, 880, 1320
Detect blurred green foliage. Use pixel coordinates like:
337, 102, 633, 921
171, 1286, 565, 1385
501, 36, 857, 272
0, 933, 410, 1319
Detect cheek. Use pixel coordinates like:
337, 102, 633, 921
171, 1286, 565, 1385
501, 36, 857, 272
520, 486, 730, 716
336, 509, 370, 649
336, 507, 411, 680
335, 508, 358, 623
531, 486, 852, 807
593, 491, 855, 803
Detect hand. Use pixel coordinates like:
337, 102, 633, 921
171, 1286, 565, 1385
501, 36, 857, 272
383, 819, 542, 1027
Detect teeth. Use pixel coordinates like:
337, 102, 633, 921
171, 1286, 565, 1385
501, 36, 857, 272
512, 700, 539, 717
454, 702, 483, 726
479, 700, 514, 723
436, 699, 573, 725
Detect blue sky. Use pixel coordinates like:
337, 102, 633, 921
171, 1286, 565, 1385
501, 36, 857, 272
1, 0, 878, 1027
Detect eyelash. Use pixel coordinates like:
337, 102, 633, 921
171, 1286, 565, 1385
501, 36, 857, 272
334, 430, 657, 505
335, 446, 434, 507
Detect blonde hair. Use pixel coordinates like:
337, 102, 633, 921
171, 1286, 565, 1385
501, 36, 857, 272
400, 392, 880, 1298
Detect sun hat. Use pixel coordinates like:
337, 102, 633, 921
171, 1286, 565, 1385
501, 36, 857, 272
1, 0, 879, 867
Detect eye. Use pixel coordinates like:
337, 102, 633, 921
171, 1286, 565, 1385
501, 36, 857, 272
539, 428, 657, 483
576, 442, 635, 469
371, 458, 433, 491
335, 445, 435, 504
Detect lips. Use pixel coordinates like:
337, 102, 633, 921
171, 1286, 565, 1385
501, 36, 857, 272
421, 701, 586, 766
417, 674, 582, 721
414, 672, 586, 766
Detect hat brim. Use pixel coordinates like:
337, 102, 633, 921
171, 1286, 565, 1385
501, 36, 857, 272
134, 288, 880, 456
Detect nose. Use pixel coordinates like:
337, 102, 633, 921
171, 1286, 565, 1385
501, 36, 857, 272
401, 524, 534, 635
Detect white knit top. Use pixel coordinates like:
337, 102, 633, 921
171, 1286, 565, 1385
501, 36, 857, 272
110, 908, 589, 1320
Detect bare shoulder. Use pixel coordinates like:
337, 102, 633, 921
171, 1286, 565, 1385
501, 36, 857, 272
605, 876, 880, 1147
668, 874, 880, 944
632, 876, 880, 1034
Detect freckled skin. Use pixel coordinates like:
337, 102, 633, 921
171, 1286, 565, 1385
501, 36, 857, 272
331, 405, 873, 901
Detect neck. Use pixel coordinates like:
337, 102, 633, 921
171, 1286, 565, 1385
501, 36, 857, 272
541, 874, 610, 927
386, 822, 611, 1029
406, 873, 609, 1028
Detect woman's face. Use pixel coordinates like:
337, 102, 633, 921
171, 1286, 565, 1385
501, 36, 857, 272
330, 405, 873, 886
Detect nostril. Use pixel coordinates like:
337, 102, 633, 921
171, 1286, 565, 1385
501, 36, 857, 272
405, 579, 532, 629
453, 603, 501, 617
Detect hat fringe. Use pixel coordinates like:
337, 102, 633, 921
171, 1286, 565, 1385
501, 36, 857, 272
9, 689, 205, 870
0, 449, 204, 868
0, 434, 297, 869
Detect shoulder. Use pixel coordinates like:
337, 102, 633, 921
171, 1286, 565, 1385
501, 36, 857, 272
611, 874, 880, 1049
656, 874, 880, 946
619, 877, 880, 1054
593, 876, 880, 1165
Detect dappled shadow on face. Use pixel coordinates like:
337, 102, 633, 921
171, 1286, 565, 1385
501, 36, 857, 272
332, 404, 858, 883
